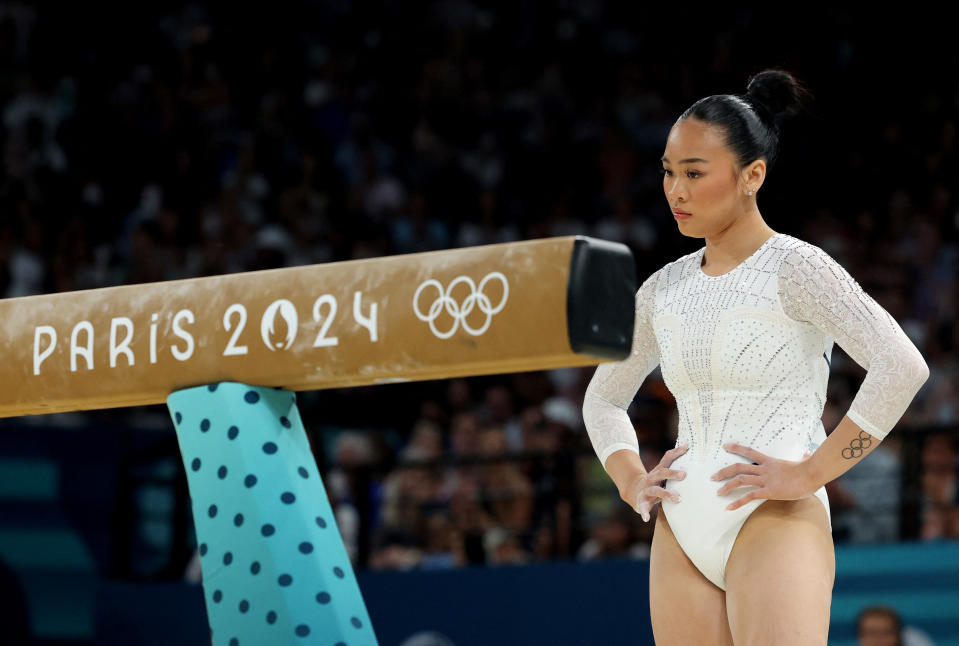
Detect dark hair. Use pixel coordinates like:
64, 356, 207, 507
856, 605, 903, 646
678, 69, 812, 171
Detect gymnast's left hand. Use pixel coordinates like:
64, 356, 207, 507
710, 443, 815, 511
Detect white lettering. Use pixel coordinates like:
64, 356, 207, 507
354, 291, 378, 342
33, 326, 57, 375
171, 310, 195, 361
149, 313, 159, 364
223, 304, 248, 356
70, 321, 94, 372
109, 318, 135, 367
312, 295, 339, 347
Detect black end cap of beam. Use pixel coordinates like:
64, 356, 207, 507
567, 236, 636, 360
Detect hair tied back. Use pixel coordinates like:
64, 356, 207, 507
745, 69, 812, 133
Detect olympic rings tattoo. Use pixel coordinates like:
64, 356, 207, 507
842, 431, 873, 459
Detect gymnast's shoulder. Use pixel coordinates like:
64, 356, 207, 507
770, 232, 854, 276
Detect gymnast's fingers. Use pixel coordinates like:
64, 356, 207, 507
647, 465, 686, 485
716, 474, 763, 496
634, 497, 652, 522
710, 462, 761, 481
726, 487, 768, 511
722, 442, 766, 464
661, 443, 690, 467
645, 485, 681, 504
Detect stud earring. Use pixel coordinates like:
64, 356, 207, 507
748, 190, 754, 196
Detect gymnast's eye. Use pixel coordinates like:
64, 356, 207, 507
660, 168, 672, 177
686, 170, 702, 179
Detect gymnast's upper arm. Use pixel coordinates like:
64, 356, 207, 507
777, 242, 929, 440
581, 270, 662, 466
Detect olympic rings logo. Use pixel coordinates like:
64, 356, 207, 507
842, 431, 873, 459
413, 272, 509, 339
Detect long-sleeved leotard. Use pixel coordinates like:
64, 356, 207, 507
581, 232, 929, 589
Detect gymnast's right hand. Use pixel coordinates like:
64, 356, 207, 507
623, 444, 689, 522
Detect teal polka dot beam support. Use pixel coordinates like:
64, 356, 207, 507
168, 382, 379, 646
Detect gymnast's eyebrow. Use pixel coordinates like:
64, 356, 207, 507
661, 156, 710, 164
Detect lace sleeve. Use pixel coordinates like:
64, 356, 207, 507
778, 242, 930, 440
582, 270, 661, 471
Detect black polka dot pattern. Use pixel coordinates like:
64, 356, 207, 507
171, 383, 372, 645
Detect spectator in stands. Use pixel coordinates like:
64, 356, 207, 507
856, 605, 937, 646
921, 433, 958, 508
327, 431, 381, 563
476, 426, 534, 535
418, 511, 459, 570
857, 606, 903, 646
483, 527, 528, 565
576, 507, 650, 561
447, 468, 492, 565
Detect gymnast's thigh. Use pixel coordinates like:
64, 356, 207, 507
648, 510, 734, 646
724, 497, 835, 646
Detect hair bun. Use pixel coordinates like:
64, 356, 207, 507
745, 69, 812, 132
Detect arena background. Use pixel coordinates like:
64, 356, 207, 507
0, 3, 957, 645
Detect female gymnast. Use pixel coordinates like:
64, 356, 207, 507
581, 69, 930, 645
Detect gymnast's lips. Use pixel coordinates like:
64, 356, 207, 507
673, 209, 692, 217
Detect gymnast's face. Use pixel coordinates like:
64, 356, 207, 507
661, 118, 756, 238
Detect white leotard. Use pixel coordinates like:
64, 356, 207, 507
581, 231, 929, 589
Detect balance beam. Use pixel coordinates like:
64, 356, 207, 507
1, 235, 635, 418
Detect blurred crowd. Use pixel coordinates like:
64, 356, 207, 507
2, 2, 958, 573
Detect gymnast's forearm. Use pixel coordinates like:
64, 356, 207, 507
801, 414, 884, 491
802, 339, 929, 491
582, 389, 648, 498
